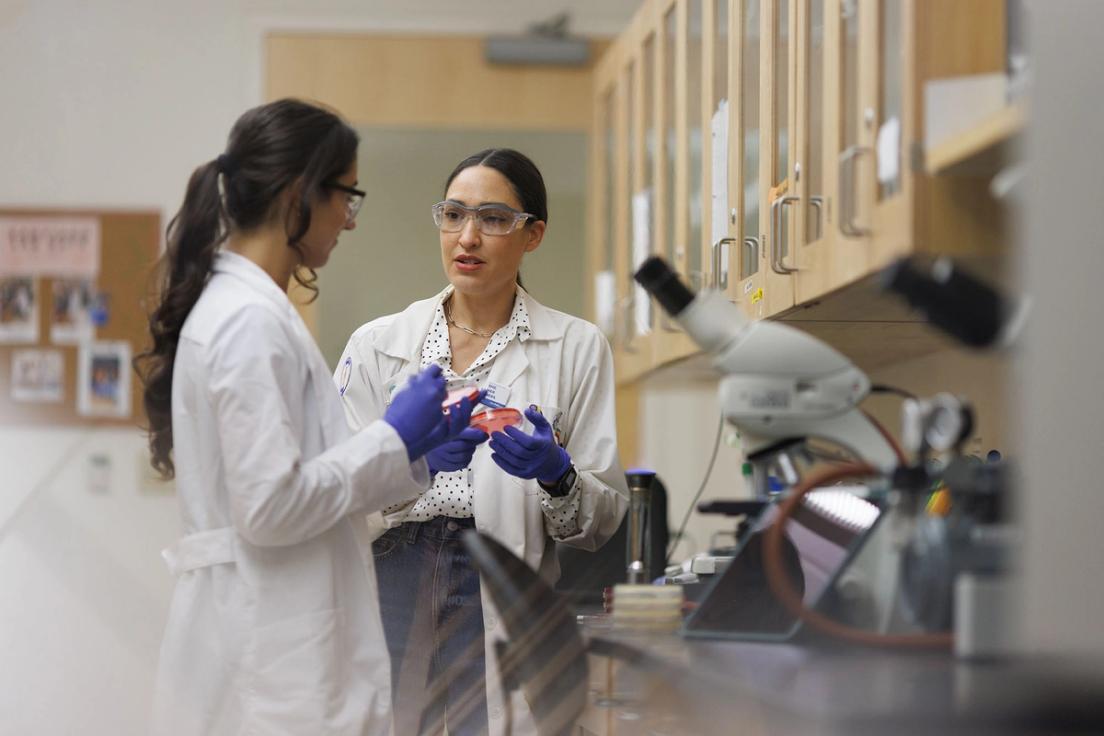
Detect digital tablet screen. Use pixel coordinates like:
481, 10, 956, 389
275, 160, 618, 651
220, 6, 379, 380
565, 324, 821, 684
682, 489, 881, 640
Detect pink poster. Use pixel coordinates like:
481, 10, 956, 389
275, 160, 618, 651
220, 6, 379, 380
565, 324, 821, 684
0, 217, 101, 278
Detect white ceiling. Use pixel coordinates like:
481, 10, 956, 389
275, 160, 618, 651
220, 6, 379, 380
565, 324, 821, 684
242, 0, 642, 37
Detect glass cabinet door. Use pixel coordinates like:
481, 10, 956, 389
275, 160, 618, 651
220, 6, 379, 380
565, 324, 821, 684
592, 86, 617, 337
664, 5, 679, 271
804, 0, 826, 246
761, 0, 797, 315
710, 0, 730, 290
837, 0, 871, 239
791, 0, 837, 304
602, 90, 616, 277
771, 0, 793, 273
868, 0, 914, 270
687, 0, 704, 287
877, 0, 904, 201
641, 34, 656, 334
773, 0, 790, 196
624, 59, 638, 343
739, 0, 761, 283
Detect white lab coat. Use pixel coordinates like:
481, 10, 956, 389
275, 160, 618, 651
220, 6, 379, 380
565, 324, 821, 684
153, 252, 430, 736
336, 288, 629, 735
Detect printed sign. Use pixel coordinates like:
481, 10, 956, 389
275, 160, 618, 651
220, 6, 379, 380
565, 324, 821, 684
0, 217, 101, 278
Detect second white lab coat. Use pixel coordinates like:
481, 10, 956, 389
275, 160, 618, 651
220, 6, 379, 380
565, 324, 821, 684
336, 288, 629, 734
153, 252, 430, 736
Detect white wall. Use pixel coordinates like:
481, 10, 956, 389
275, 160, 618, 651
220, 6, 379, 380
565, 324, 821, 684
1, 3, 259, 733
0, 0, 259, 214
639, 378, 750, 564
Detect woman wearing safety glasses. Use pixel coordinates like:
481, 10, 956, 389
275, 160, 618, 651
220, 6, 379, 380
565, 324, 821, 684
335, 148, 628, 735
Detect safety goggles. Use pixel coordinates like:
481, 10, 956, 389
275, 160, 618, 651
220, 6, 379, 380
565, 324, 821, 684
327, 182, 366, 225
431, 201, 534, 236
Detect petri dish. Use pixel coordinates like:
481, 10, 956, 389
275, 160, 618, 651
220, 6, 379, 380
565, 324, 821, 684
442, 379, 480, 411
470, 408, 523, 435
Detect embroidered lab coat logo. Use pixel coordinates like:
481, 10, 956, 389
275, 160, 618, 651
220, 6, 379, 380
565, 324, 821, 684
338, 357, 352, 396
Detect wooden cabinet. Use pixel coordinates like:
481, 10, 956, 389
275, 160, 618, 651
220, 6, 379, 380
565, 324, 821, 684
587, 0, 1014, 383
790, 0, 1009, 308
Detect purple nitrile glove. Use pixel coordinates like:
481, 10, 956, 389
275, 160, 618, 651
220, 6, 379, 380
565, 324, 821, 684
383, 364, 448, 461
488, 405, 571, 482
425, 393, 489, 475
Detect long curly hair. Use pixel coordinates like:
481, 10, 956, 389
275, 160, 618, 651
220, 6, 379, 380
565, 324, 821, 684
134, 99, 359, 478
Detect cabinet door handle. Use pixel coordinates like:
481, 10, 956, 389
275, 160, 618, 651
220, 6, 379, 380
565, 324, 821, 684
809, 196, 825, 242
770, 195, 801, 274
711, 237, 738, 290
838, 146, 872, 238
741, 237, 760, 280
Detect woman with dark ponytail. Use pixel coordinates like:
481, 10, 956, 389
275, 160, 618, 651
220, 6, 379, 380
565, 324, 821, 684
137, 99, 474, 736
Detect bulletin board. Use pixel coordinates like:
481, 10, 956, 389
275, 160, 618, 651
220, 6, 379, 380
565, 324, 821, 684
0, 210, 161, 427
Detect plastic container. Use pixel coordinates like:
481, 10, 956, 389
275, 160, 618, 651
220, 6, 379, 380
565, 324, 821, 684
470, 407, 523, 435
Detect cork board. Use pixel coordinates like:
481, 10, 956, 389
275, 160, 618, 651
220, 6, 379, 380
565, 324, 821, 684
0, 210, 161, 427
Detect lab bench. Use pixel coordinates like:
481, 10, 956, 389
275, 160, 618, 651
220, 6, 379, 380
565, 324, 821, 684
572, 621, 1104, 736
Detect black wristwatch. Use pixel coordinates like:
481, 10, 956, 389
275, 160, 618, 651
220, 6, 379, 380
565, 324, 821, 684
538, 464, 577, 498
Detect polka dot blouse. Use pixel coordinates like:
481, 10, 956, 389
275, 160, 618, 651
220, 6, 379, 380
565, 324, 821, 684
384, 286, 582, 538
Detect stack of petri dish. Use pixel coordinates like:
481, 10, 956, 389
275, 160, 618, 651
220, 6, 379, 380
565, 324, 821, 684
610, 584, 684, 633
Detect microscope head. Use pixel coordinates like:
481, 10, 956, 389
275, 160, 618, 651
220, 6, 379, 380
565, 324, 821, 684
634, 256, 747, 354
634, 257, 900, 473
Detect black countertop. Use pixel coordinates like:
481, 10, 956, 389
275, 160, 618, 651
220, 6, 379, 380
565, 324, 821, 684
582, 624, 1104, 735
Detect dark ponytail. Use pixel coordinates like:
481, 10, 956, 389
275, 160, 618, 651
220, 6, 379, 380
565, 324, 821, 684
445, 148, 547, 291
135, 99, 359, 478
137, 160, 225, 479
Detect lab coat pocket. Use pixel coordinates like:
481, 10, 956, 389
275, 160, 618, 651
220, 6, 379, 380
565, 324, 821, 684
246, 607, 344, 730
382, 367, 418, 407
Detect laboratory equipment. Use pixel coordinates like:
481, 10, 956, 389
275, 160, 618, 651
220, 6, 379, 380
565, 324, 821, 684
683, 490, 883, 641
625, 469, 656, 583
611, 583, 684, 633
881, 256, 1014, 349
633, 257, 1009, 648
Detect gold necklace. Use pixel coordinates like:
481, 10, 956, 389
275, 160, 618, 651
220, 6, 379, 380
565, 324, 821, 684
446, 299, 499, 339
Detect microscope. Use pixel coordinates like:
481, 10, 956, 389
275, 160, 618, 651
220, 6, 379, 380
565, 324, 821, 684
634, 257, 901, 487
634, 256, 1014, 648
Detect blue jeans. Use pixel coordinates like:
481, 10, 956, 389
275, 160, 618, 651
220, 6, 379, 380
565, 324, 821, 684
373, 517, 488, 736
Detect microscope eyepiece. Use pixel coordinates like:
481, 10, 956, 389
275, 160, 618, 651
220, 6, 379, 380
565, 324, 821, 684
882, 257, 1005, 348
634, 256, 695, 316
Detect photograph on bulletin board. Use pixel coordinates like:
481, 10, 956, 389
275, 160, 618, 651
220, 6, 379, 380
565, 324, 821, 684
10, 348, 64, 403
78, 341, 131, 418
51, 277, 98, 344
0, 277, 39, 344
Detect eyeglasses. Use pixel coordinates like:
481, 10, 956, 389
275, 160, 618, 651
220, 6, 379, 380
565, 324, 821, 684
431, 201, 534, 236
327, 182, 366, 224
